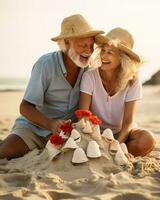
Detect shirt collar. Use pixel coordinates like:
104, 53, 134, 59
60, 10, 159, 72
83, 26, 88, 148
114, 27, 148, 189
57, 50, 87, 78
57, 51, 67, 76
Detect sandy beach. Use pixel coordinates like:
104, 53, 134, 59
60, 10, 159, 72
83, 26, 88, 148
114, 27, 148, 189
0, 86, 160, 200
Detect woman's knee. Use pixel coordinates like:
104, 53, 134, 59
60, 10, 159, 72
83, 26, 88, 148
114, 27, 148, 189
127, 129, 156, 157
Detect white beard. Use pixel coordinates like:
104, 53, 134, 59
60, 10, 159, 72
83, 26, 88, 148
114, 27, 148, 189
68, 47, 91, 68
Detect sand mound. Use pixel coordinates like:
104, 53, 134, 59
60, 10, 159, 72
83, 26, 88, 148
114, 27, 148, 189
0, 131, 160, 200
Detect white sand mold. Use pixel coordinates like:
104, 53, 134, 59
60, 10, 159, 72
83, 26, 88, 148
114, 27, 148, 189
83, 120, 92, 133
74, 118, 86, 129
62, 137, 79, 151
87, 140, 101, 158
114, 148, 128, 165
109, 140, 121, 155
92, 125, 102, 140
70, 129, 81, 142
102, 128, 115, 143
120, 143, 128, 154
45, 141, 61, 160
72, 147, 88, 163
120, 143, 137, 163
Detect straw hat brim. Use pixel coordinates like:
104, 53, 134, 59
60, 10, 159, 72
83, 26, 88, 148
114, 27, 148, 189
95, 34, 141, 63
51, 30, 104, 41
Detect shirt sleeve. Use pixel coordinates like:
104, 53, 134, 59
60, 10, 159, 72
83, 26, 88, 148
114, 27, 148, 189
23, 58, 50, 106
125, 78, 143, 102
80, 71, 94, 95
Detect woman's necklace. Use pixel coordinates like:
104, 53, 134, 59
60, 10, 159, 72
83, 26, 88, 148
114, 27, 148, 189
101, 79, 115, 101
98, 69, 117, 101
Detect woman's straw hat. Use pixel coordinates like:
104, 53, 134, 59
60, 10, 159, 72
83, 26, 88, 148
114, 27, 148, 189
51, 14, 104, 41
95, 27, 141, 62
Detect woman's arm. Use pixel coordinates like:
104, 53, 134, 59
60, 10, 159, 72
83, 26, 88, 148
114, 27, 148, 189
79, 92, 92, 110
20, 100, 65, 132
117, 100, 137, 143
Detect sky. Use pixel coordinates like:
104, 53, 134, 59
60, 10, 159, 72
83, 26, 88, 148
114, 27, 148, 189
1, 0, 160, 82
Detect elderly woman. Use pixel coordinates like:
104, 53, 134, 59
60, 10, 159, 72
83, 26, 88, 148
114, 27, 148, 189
79, 27, 156, 157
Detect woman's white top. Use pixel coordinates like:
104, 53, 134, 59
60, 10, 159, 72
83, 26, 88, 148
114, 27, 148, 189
80, 68, 142, 133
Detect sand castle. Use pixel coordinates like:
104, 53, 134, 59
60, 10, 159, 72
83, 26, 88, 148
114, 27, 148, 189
45, 109, 133, 166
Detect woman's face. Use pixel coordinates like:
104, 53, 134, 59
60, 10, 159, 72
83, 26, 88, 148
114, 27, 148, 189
100, 44, 121, 71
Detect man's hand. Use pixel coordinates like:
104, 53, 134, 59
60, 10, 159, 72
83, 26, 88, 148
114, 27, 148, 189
49, 119, 71, 133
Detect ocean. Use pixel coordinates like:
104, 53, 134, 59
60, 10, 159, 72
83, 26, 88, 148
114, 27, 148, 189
0, 77, 28, 91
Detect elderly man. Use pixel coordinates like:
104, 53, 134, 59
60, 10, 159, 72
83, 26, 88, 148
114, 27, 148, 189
0, 14, 103, 159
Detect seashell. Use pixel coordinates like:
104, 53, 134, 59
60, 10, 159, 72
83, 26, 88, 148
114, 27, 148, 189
45, 141, 61, 160
109, 140, 121, 155
102, 128, 114, 143
70, 129, 81, 141
86, 140, 101, 158
72, 147, 88, 163
120, 143, 128, 155
83, 120, 92, 133
62, 137, 78, 151
92, 125, 102, 140
114, 148, 128, 165
74, 118, 86, 129
59, 130, 69, 139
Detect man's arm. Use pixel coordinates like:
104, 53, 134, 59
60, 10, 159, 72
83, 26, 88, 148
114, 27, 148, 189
79, 92, 92, 110
20, 100, 65, 133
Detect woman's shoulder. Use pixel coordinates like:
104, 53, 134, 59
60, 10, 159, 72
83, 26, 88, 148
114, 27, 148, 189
128, 76, 142, 87
84, 67, 99, 76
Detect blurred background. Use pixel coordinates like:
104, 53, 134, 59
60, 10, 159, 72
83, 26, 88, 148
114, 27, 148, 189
1, 0, 160, 90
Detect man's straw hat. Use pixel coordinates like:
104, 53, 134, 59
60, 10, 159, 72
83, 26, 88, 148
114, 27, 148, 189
95, 27, 141, 62
51, 14, 104, 41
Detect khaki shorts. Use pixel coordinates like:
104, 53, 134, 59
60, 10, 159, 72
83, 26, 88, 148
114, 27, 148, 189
11, 124, 50, 150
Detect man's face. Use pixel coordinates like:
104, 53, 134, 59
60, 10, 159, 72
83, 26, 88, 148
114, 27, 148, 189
67, 37, 94, 68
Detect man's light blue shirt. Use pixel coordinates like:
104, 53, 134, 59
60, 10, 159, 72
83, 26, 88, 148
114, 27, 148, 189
15, 51, 86, 137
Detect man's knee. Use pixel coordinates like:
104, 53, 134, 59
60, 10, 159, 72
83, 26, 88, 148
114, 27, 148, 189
0, 134, 30, 160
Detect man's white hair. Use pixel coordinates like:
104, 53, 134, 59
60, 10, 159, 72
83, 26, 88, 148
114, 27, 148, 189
57, 39, 67, 53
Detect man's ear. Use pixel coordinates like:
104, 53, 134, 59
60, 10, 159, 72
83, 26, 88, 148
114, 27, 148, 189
64, 39, 71, 50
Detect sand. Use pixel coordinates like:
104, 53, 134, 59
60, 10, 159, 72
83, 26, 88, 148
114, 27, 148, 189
0, 86, 160, 200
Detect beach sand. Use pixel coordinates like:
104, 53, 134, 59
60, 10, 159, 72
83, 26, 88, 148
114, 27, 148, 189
0, 86, 160, 200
